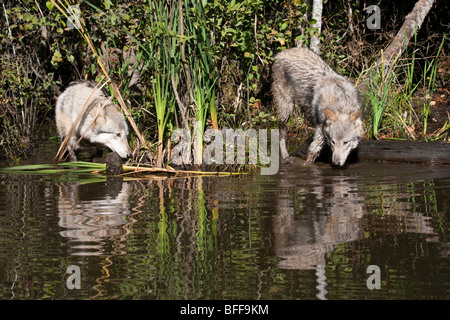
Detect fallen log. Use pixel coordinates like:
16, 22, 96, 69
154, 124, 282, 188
293, 139, 450, 165
356, 139, 450, 164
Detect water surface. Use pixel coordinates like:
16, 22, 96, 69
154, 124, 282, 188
0, 156, 449, 300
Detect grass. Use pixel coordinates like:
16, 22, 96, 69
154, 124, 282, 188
420, 36, 445, 136
361, 34, 447, 141
153, 72, 175, 167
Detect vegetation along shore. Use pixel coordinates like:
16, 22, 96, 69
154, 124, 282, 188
1, 0, 448, 168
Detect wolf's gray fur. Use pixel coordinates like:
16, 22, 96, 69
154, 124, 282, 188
272, 47, 363, 166
55, 81, 132, 161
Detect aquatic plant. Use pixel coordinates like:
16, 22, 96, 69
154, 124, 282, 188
0, 161, 244, 178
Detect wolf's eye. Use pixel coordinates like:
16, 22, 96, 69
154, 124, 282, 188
343, 140, 350, 145
115, 133, 121, 137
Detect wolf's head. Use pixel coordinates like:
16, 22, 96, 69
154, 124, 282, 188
322, 109, 363, 167
87, 103, 132, 160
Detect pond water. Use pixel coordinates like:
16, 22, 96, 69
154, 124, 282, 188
0, 148, 449, 300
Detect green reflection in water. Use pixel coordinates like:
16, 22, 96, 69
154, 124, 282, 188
0, 164, 449, 300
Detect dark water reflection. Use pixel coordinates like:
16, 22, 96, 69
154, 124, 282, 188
0, 159, 449, 300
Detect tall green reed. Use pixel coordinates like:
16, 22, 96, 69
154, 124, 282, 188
183, 0, 218, 165
154, 73, 175, 167
365, 52, 396, 139
130, 0, 219, 167
146, 0, 179, 167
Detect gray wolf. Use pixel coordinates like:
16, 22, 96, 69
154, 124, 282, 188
55, 80, 132, 161
272, 47, 363, 166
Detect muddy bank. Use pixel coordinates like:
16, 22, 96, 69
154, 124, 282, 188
2, 124, 450, 169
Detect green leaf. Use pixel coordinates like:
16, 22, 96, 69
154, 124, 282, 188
225, 28, 236, 35
51, 49, 62, 66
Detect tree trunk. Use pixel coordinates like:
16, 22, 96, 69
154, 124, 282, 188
374, 0, 435, 70
309, 0, 323, 54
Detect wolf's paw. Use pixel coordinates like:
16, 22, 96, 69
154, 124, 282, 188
305, 154, 317, 164
291, 157, 319, 169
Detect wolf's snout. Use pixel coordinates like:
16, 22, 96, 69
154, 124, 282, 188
332, 160, 344, 167
331, 153, 347, 167
124, 152, 132, 160
116, 149, 132, 160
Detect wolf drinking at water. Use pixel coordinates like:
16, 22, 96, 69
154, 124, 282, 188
272, 47, 363, 167
55, 81, 132, 161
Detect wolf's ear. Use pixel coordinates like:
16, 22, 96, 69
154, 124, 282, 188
96, 103, 108, 123
323, 109, 337, 122
350, 109, 362, 122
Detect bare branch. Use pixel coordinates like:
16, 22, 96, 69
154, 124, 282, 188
375, 0, 435, 70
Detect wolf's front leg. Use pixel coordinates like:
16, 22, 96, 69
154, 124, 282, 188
306, 127, 325, 163
279, 125, 290, 160
68, 148, 78, 162
66, 136, 78, 162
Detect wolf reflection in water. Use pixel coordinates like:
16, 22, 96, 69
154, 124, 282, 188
57, 179, 131, 256
273, 174, 364, 270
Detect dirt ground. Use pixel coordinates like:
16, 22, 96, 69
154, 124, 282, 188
426, 86, 450, 137
427, 55, 450, 138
